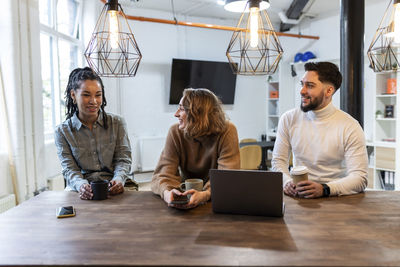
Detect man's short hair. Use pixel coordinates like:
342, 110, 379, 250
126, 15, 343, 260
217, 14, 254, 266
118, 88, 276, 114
304, 62, 342, 91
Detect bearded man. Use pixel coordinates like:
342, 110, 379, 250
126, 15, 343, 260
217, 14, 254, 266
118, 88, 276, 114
272, 62, 368, 198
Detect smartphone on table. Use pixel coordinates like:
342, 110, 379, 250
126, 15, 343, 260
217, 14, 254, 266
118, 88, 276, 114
56, 206, 76, 218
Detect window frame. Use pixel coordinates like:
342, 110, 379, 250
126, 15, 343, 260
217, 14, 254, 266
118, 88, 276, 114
39, 0, 84, 141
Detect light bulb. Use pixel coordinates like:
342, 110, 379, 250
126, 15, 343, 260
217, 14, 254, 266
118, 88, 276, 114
250, 7, 259, 48
108, 10, 119, 49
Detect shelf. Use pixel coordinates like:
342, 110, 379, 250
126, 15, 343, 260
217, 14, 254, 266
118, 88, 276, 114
267, 98, 279, 101
267, 132, 276, 137
376, 118, 396, 121
376, 167, 396, 172
376, 94, 396, 98
268, 115, 279, 118
374, 141, 397, 148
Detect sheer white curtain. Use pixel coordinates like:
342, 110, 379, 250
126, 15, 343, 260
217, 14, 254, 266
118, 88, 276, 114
0, 65, 18, 202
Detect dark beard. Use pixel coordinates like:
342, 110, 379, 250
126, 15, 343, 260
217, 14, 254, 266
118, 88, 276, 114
301, 100, 320, 112
300, 95, 324, 112
300, 92, 324, 112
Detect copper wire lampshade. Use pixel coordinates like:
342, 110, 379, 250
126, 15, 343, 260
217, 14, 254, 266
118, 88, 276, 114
368, 0, 400, 72
85, 0, 142, 77
226, 0, 283, 75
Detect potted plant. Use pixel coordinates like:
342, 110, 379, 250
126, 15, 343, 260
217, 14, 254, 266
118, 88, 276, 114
376, 110, 383, 119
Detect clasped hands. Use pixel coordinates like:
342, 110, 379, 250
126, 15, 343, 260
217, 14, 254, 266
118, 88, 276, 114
79, 180, 124, 200
163, 188, 210, 209
284, 180, 324, 198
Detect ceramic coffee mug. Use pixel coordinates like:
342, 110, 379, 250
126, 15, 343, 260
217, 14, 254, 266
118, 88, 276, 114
90, 180, 109, 200
180, 178, 204, 192
290, 166, 309, 185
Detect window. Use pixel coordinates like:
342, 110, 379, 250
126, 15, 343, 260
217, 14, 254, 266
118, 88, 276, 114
39, 0, 83, 141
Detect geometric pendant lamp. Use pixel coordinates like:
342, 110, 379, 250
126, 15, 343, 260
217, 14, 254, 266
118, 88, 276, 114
85, 0, 142, 77
226, 0, 283, 75
368, 0, 400, 72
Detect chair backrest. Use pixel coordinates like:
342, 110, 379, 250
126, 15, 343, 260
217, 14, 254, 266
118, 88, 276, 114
239, 145, 262, 170
240, 138, 257, 143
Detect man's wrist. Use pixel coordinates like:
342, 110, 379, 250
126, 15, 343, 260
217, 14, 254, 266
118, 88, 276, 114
322, 184, 330, 197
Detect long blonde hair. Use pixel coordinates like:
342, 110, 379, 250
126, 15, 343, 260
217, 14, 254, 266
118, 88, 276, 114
181, 88, 227, 138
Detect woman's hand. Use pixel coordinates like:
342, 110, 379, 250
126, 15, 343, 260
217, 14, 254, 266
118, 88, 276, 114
163, 189, 210, 209
183, 189, 210, 207
79, 183, 93, 200
109, 180, 124, 195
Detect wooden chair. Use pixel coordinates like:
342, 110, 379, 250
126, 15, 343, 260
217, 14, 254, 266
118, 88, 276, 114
240, 145, 262, 170
240, 138, 257, 143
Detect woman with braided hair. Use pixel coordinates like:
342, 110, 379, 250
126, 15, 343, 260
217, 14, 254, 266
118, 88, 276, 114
55, 67, 132, 200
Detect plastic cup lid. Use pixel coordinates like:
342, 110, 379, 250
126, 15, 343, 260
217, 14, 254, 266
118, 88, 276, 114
290, 166, 309, 175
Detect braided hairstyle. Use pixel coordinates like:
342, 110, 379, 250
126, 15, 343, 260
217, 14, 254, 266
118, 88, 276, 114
65, 67, 108, 128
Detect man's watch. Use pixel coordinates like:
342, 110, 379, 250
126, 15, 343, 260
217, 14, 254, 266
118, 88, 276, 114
322, 184, 330, 197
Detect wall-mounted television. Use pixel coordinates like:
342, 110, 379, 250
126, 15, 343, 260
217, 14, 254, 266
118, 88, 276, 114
169, 58, 237, 104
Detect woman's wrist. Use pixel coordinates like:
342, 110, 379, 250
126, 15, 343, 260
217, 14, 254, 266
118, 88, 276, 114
202, 190, 211, 202
163, 190, 171, 203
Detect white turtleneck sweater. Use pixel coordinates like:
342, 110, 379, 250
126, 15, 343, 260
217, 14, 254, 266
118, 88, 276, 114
271, 102, 368, 196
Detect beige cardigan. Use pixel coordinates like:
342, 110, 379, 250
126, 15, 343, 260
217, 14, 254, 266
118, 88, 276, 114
151, 121, 240, 198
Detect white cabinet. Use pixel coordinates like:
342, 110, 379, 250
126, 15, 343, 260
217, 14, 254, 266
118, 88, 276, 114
368, 71, 399, 190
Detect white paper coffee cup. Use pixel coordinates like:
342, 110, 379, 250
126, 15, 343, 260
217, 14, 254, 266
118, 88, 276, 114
290, 166, 309, 184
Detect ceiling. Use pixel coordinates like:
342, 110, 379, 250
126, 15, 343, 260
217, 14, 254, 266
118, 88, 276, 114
118, 0, 382, 29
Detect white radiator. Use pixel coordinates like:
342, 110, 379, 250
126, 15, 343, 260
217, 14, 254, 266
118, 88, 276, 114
0, 194, 16, 214
47, 175, 65, 191
138, 136, 166, 172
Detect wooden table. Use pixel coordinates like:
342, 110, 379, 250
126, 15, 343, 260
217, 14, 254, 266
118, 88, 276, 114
239, 141, 275, 170
1, 191, 400, 266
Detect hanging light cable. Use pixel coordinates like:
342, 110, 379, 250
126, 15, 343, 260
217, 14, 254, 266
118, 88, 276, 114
226, 0, 283, 75
368, 0, 400, 72
85, 0, 142, 77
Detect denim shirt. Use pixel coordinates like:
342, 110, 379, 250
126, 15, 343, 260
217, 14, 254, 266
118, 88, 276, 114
54, 111, 132, 191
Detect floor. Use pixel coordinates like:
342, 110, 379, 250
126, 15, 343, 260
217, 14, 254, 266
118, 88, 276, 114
134, 172, 153, 191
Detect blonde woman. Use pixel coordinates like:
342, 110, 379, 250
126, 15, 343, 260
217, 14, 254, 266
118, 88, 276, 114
151, 88, 240, 209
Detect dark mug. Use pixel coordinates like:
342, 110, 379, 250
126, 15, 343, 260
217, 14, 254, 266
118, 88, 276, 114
90, 180, 109, 200
261, 134, 267, 141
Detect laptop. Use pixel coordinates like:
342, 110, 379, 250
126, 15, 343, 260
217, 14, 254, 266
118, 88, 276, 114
209, 169, 284, 217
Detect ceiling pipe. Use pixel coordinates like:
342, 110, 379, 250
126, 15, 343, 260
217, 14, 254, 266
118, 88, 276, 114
99, 0, 319, 40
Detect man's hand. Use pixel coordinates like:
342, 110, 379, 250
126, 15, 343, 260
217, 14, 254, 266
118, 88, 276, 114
79, 183, 93, 200
296, 180, 323, 198
109, 180, 124, 195
283, 181, 297, 197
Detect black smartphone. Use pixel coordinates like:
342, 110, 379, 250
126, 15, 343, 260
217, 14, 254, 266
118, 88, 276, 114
171, 193, 189, 205
56, 206, 76, 218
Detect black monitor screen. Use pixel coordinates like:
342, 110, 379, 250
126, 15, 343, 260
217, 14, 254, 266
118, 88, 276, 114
169, 58, 237, 104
